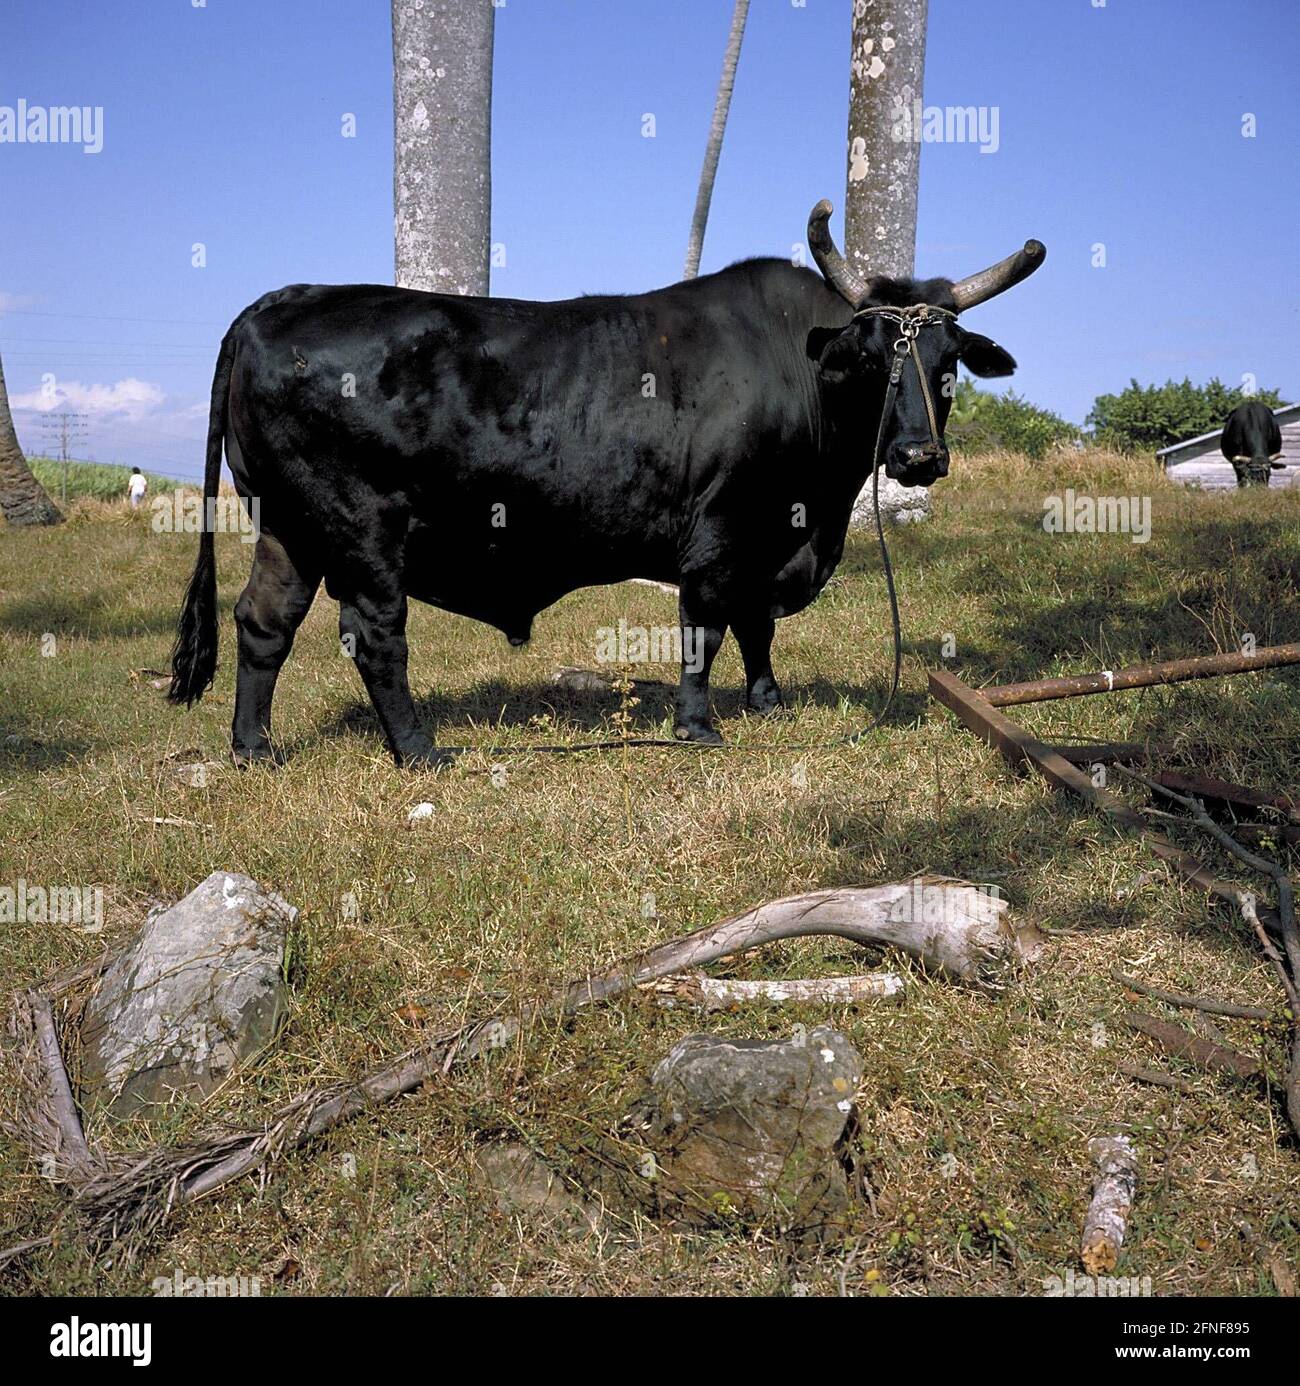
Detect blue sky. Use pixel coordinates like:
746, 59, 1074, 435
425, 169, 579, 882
1, 0, 1296, 480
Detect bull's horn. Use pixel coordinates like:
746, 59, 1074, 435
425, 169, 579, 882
807, 200, 870, 307
950, 240, 1046, 311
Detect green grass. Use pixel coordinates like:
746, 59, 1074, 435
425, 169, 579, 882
1, 449, 1298, 1296
27, 455, 181, 504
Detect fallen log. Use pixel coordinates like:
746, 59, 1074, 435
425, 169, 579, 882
1081, 1134, 1139, 1274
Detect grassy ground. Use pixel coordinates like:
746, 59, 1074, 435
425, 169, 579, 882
27, 456, 181, 504
1, 449, 1298, 1296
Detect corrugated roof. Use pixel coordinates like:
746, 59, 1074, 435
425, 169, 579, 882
1156, 402, 1300, 461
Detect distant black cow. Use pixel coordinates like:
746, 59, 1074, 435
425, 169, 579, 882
169, 202, 1045, 767
1221, 401, 1284, 487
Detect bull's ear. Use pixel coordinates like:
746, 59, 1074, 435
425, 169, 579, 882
806, 325, 861, 386
958, 331, 1017, 378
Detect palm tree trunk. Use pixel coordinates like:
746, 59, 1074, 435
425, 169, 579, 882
844, 0, 931, 525
0, 353, 62, 527
392, 0, 495, 296
844, 0, 928, 282
683, 0, 750, 280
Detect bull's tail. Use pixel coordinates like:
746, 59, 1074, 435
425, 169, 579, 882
168, 328, 236, 706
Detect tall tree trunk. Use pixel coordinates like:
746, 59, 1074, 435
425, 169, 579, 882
0, 353, 62, 527
844, 0, 928, 282
844, 0, 931, 525
392, 0, 495, 296
683, 0, 750, 280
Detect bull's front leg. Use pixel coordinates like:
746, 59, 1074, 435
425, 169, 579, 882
673, 580, 726, 744
732, 612, 783, 715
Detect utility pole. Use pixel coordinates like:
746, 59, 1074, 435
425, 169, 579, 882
40, 410, 89, 504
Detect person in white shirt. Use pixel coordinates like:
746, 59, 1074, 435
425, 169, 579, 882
127, 467, 147, 508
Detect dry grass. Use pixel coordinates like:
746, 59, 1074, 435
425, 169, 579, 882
1, 449, 1298, 1296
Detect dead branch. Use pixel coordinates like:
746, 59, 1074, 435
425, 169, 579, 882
1, 992, 94, 1180
1114, 1060, 1197, 1094
1081, 1134, 1138, 1274
1110, 969, 1273, 1022
1113, 766, 1300, 1138
1116, 766, 1300, 987
1122, 1011, 1259, 1079
642, 971, 905, 1010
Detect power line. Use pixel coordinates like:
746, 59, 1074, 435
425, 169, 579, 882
1, 309, 226, 327
0, 335, 216, 348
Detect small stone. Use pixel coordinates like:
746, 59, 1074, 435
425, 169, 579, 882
474, 1144, 600, 1236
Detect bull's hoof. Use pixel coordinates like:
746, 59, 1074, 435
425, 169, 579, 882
673, 723, 724, 746
401, 746, 458, 771
231, 743, 279, 768
745, 683, 784, 716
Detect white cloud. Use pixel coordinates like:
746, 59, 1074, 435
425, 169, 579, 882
9, 376, 165, 421
0, 291, 37, 315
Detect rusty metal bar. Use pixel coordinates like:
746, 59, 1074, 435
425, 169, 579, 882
1149, 770, 1300, 823
1048, 742, 1172, 766
928, 669, 1282, 934
983, 642, 1300, 708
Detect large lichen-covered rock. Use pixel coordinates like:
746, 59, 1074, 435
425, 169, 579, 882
852, 473, 931, 527
80, 872, 293, 1118
625, 1025, 863, 1236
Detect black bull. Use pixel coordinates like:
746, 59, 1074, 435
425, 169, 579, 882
1220, 401, 1284, 487
169, 205, 1045, 767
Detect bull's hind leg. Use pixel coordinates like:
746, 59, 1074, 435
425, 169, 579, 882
232, 532, 321, 764
338, 589, 453, 769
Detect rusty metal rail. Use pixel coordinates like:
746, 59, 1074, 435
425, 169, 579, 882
928, 668, 1282, 936
982, 642, 1300, 708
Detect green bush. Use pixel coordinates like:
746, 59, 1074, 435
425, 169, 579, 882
1086, 377, 1286, 453
946, 379, 1080, 460
27, 457, 181, 502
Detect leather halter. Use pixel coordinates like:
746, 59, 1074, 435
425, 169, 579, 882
853, 303, 956, 454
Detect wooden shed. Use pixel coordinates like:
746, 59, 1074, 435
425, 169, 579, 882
1156, 402, 1300, 490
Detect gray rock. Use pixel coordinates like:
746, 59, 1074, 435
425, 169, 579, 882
851, 473, 931, 526
80, 871, 293, 1118
474, 1143, 600, 1235
627, 1025, 862, 1235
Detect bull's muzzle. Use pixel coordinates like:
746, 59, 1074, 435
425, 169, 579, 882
887, 440, 950, 487
1233, 458, 1273, 488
